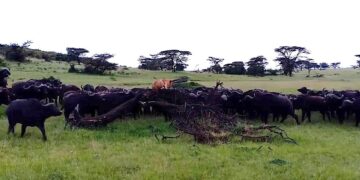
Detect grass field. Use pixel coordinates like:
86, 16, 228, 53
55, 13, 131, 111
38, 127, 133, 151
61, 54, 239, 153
1, 59, 360, 179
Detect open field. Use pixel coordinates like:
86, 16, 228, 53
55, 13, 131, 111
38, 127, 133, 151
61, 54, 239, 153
1, 59, 360, 179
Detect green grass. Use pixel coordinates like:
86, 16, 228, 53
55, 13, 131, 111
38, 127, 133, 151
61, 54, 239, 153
1, 59, 360, 179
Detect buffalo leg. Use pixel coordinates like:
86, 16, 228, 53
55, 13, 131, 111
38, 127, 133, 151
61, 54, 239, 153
292, 113, 300, 125
356, 113, 360, 127
38, 124, 47, 141
307, 111, 311, 122
326, 112, 331, 121
321, 111, 326, 121
272, 114, 276, 122
21, 125, 27, 137
280, 114, 287, 123
7, 124, 15, 134
261, 113, 269, 124
301, 110, 306, 122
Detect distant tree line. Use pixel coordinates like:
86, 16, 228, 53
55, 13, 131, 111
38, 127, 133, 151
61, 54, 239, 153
201, 46, 343, 76
0, 41, 117, 74
1, 41, 355, 76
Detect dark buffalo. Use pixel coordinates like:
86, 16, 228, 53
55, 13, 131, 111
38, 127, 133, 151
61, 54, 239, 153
324, 93, 344, 119
242, 93, 299, 124
81, 84, 95, 92
95, 86, 109, 92
338, 99, 360, 126
47, 85, 61, 105
6, 99, 62, 140
0, 67, 10, 88
293, 95, 330, 122
297, 87, 325, 96
59, 84, 80, 105
12, 81, 51, 100
63, 92, 105, 128
0, 88, 11, 105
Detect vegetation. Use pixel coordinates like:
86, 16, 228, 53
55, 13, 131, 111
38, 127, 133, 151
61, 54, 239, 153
207, 56, 224, 74
66, 47, 89, 64
246, 56, 267, 76
3, 41, 32, 62
1, 59, 360, 179
82, 54, 118, 74
138, 50, 191, 72
274, 46, 310, 77
223, 61, 246, 75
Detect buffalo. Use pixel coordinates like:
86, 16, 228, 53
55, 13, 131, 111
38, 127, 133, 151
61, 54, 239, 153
241, 93, 299, 124
6, 99, 62, 140
0, 88, 11, 105
62, 91, 105, 128
81, 84, 95, 92
292, 95, 330, 122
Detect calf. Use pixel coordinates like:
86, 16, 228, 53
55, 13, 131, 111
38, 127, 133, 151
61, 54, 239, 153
6, 99, 62, 140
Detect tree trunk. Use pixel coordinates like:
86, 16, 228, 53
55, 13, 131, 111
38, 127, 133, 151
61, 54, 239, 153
69, 95, 140, 128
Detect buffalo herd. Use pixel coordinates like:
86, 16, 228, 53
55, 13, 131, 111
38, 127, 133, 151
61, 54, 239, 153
1, 75, 360, 140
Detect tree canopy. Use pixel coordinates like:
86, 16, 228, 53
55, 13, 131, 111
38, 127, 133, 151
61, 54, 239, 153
66, 47, 89, 64
330, 62, 341, 69
247, 56, 267, 76
274, 46, 310, 76
207, 57, 224, 73
4, 41, 33, 62
138, 50, 191, 72
82, 53, 118, 74
223, 61, 246, 75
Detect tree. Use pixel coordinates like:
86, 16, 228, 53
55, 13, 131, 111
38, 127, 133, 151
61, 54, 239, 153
274, 46, 310, 76
82, 53, 118, 74
246, 56, 267, 76
223, 61, 246, 75
319, 62, 330, 70
138, 50, 191, 72
207, 56, 224, 74
158, 50, 191, 72
330, 62, 341, 69
5, 41, 33, 62
301, 58, 315, 76
66, 47, 89, 64
355, 55, 360, 68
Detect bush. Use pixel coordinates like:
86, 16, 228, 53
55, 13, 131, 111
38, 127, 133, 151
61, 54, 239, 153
0, 58, 7, 67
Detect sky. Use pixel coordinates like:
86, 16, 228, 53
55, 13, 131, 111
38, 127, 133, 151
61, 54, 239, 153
1, 0, 359, 70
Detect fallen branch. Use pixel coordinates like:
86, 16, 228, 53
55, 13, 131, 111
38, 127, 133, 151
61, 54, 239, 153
69, 95, 141, 128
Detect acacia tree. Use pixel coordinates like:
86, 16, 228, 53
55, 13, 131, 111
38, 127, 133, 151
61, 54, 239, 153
247, 56, 267, 76
223, 61, 246, 75
66, 47, 89, 64
82, 53, 118, 74
158, 50, 191, 72
207, 56, 224, 74
274, 46, 310, 77
301, 58, 315, 76
319, 62, 330, 70
355, 55, 360, 68
138, 50, 191, 72
5, 40, 32, 62
330, 62, 341, 69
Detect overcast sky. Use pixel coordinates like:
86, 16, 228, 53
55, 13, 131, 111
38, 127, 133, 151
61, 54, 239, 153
1, 0, 359, 70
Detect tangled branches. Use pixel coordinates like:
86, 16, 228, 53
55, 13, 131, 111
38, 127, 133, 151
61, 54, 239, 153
235, 124, 297, 144
171, 104, 238, 143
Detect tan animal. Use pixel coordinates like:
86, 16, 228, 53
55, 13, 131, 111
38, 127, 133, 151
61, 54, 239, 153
152, 79, 173, 91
